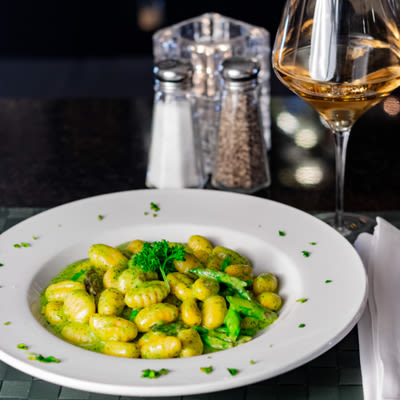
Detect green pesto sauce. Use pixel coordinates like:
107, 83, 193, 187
115, 241, 134, 258
39, 258, 92, 308
49, 259, 92, 284
40, 249, 134, 357
42, 319, 106, 354
47, 237, 131, 287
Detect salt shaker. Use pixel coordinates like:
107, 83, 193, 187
146, 59, 205, 189
211, 56, 271, 193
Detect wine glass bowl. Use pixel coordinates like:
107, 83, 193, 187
272, 0, 400, 240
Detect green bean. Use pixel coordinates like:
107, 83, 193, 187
239, 328, 258, 336
193, 326, 209, 334
190, 268, 252, 300
213, 326, 229, 335
219, 287, 237, 298
201, 334, 233, 350
235, 336, 253, 346
205, 328, 234, 343
227, 296, 277, 323
225, 308, 241, 341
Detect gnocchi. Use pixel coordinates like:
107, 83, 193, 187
41, 235, 281, 359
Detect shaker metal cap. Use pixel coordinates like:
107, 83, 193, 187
221, 56, 260, 80
153, 59, 193, 82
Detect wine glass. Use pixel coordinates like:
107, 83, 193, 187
272, 0, 400, 240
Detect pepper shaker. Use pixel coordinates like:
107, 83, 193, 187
211, 56, 271, 193
146, 59, 206, 189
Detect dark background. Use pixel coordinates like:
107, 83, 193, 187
0, 1, 288, 97
0, 2, 283, 57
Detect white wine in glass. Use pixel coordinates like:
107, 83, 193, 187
272, 0, 400, 240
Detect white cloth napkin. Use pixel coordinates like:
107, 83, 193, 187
355, 217, 400, 400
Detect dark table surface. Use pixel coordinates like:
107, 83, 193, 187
1, 58, 400, 400
0, 66, 399, 210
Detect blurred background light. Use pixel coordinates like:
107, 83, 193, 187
137, 0, 165, 31
383, 96, 400, 116
276, 111, 299, 134
294, 162, 324, 186
294, 128, 318, 149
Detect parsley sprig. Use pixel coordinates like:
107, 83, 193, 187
132, 240, 185, 286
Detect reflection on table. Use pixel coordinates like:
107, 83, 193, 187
0, 93, 399, 212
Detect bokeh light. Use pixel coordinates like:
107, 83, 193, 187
295, 128, 318, 149
383, 96, 400, 116
294, 163, 324, 186
276, 111, 299, 134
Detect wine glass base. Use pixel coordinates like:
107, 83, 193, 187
315, 212, 377, 243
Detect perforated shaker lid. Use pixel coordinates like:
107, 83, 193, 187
153, 59, 193, 82
221, 56, 260, 81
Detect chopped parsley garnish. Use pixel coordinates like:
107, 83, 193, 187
200, 366, 213, 374
302, 251, 310, 257
14, 242, 30, 248
309, 242, 317, 245
298, 323, 306, 328
133, 240, 185, 286
221, 257, 231, 271
21, 349, 61, 363
227, 368, 239, 376
296, 298, 308, 303
145, 202, 160, 216
278, 230, 286, 237
325, 279, 332, 284
97, 214, 104, 221
150, 202, 160, 212
141, 368, 169, 378
33, 354, 60, 363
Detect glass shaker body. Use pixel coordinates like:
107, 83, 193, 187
146, 61, 205, 189
211, 57, 271, 193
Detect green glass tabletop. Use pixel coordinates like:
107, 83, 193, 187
2, 207, 396, 400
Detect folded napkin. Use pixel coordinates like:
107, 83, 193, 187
355, 217, 400, 400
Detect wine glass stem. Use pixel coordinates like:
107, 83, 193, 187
333, 129, 350, 231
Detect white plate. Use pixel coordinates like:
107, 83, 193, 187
0, 189, 367, 396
